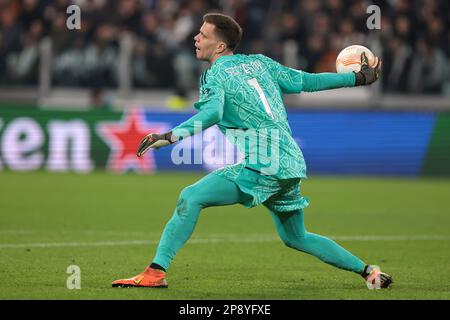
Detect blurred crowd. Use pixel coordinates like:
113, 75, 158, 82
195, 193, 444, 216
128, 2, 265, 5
0, 0, 449, 96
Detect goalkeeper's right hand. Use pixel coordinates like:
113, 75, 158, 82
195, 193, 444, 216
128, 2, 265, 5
136, 131, 176, 157
354, 52, 381, 86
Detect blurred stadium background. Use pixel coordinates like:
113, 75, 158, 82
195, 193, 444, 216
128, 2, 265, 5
0, 0, 449, 175
0, 0, 449, 299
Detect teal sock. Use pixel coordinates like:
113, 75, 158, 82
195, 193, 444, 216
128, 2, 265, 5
269, 209, 366, 273
152, 173, 250, 270
292, 231, 366, 273
152, 203, 198, 270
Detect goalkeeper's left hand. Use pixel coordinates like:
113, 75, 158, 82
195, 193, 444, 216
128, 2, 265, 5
136, 131, 176, 157
354, 52, 381, 86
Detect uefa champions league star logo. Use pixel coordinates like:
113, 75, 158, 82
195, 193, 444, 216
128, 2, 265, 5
97, 109, 170, 173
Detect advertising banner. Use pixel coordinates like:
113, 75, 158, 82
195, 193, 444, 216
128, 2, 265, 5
0, 107, 444, 176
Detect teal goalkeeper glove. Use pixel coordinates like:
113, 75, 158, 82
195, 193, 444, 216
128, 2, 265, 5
354, 52, 381, 86
136, 132, 176, 157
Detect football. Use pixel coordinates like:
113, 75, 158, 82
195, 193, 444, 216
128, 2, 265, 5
336, 45, 377, 73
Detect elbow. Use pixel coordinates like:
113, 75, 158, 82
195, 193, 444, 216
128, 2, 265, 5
214, 107, 224, 123
199, 99, 224, 128
201, 107, 223, 129
303, 86, 315, 93
207, 109, 222, 126
208, 100, 224, 124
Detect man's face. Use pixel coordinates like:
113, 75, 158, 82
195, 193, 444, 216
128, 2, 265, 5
194, 22, 223, 62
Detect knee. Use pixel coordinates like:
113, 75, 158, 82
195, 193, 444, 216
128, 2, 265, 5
176, 185, 201, 215
280, 233, 308, 251
279, 233, 295, 249
179, 186, 193, 200
179, 185, 195, 202
281, 238, 295, 249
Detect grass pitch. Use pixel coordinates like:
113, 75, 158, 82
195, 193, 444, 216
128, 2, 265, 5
0, 171, 449, 300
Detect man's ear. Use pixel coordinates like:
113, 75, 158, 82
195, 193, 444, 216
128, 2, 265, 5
216, 42, 228, 54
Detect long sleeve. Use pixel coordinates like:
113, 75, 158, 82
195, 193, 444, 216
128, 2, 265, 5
172, 97, 224, 140
256, 54, 356, 94
299, 71, 356, 92
171, 70, 225, 141
276, 67, 356, 93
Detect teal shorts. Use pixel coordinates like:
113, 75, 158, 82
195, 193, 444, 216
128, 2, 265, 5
213, 163, 309, 212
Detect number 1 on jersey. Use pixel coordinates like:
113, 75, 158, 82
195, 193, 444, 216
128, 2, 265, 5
247, 78, 274, 119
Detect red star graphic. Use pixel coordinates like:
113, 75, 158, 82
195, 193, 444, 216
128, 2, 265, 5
97, 109, 170, 173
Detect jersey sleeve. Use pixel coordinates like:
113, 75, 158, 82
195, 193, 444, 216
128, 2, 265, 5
257, 54, 356, 93
171, 71, 225, 140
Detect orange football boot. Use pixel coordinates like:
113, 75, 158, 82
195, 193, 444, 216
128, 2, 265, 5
112, 267, 168, 288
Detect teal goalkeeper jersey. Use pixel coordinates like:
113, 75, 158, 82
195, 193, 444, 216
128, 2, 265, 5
172, 54, 356, 179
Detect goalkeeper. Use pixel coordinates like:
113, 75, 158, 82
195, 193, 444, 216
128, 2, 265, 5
112, 13, 392, 289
